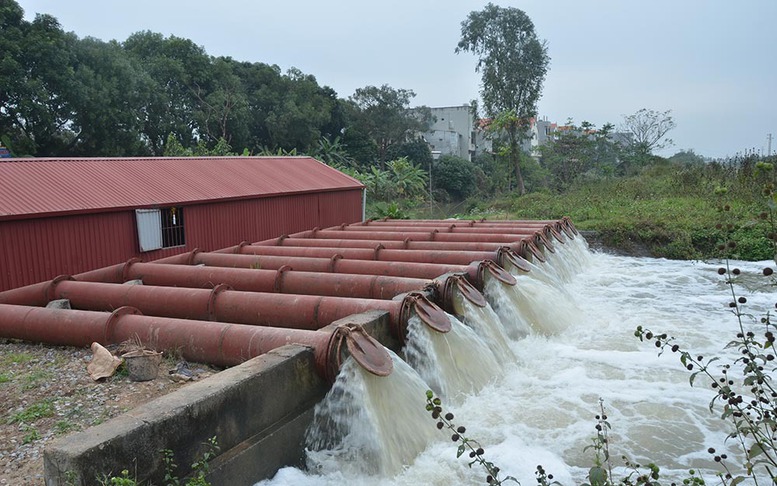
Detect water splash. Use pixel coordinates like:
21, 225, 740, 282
536, 235, 593, 283
483, 277, 532, 339
453, 293, 516, 363
304, 353, 438, 477
403, 313, 502, 402
508, 274, 582, 335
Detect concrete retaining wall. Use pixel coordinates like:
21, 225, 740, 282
43, 311, 393, 486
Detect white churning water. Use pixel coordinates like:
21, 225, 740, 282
258, 237, 775, 486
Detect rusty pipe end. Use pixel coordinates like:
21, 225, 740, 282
546, 225, 565, 243
329, 324, 393, 379
46, 275, 76, 302
498, 247, 531, 274
535, 231, 555, 253
438, 274, 487, 309
521, 239, 546, 263
478, 260, 517, 287
397, 292, 451, 342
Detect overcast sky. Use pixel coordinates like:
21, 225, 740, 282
17, 0, 777, 159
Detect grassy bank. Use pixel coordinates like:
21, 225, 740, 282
455, 163, 776, 261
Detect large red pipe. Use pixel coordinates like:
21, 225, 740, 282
323, 224, 562, 246
0, 304, 392, 382
136, 260, 431, 301
25, 280, 442, 337
37, 279, 451, 343
186, 252, 517, 289
251, 236, 547, 261
367, 217, 578, 237
235, 242, 530, 270
289, 228, 541, 245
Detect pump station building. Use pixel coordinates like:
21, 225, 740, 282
0, 156, 365, 291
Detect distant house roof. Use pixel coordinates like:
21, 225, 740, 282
0, 156, 363, 221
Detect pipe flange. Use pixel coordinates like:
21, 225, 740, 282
273, 265, 292, 292
45, 275, 75, 303
185, 249, 201, 266
403, 292, 452, 332
402, 238, 410, 249
328, 254, 343, 272
207, 284, 233, 321
536, 231, 555, 253
236, 241, 249, 254
121, 258, 143, 282
526, 241, 547, 263
372, 244, 384, 261
104, 306, 142, 343
546, 225, 565, 243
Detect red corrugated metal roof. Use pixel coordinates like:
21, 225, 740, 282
0, 156, 364, 220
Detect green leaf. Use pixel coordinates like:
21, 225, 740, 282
750, 443, 765, 458
588, 466, 607, 486
689, 371, 699, 387
456, 444, 466, 458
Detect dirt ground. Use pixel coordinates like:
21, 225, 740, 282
0, 340, 216, 486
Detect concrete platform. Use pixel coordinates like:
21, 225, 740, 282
43, 311, 393, 486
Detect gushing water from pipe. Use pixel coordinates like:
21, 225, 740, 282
483, 277, 532, 339
452, 293, 515, 363
402, 314, 501, 402
304, 354, 437, 477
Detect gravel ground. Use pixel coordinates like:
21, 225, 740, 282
0, 340, 215, 486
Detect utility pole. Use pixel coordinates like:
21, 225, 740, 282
768, 133, 773, 157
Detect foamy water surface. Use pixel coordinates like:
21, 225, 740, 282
258, 239, 775, 485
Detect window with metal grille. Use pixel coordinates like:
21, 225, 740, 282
161, 206, 185, 248
135, 206, 185, 252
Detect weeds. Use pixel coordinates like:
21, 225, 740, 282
425, 390, 517, 485
7, 399, 55, 424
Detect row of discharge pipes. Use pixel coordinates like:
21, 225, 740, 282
0, 217, 577, 383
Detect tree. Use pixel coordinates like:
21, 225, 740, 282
385, 139, 433, 169
621, 108, 676, 155
539, 120, 621, 189
457, 3, 550, 195
348, 84, 433, 164
67, 37, 152, 156
432, 155, 477, 200
123, 31, 212, 154
0, 4, 79, 156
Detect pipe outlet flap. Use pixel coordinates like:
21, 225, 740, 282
501, 249, 531, 273
409, 293, 451, 333
340, 325, 393, 377
452, 275, 487, 307
481, 261, 517, 286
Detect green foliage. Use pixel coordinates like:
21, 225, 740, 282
385, 139, 433, 168
425, 390, 518, 485
457, 3, 550, 195
348, 84, 433, 163
311, 136, 356, 169
161, 435, 219, 486
162, 134, 238, 157
100, 469, 138, 486
352, 157, 428, 203
538, 120, 620, 190
433, 155, 478, 200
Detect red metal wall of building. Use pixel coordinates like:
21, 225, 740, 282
0, 189, 363, 291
